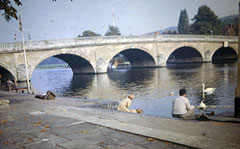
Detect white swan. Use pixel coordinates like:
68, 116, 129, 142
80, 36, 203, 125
202, 83, 215, 95
199, 100, 206, 109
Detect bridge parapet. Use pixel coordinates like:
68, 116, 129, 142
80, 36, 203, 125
0, 35, 238, 53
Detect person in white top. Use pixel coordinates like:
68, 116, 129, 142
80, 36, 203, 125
117, 94, 137, 113
172, 89, 196, 119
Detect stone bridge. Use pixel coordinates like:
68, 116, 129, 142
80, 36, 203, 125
0, 35, 238, 82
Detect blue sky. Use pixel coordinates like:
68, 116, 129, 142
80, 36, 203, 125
0, 0, 239, 43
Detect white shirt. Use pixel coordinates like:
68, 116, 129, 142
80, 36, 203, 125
117, 97, 136, 113
172, 96, 194, 115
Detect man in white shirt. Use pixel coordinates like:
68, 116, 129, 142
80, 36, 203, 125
172, 89, 196, 119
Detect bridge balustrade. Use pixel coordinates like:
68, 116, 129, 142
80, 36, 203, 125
0, 35, 237, 53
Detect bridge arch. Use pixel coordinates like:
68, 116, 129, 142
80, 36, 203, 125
166, 46, 203, 64
0, 63, 16, 81
30, 52, 95, 79
212, 46, 238, 62
107, 46, 156, 69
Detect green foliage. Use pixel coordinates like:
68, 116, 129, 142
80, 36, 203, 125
178, 9, 190, 34
105, 25, 121, 36
78, 30, 101, 37
162, 30, 177, 34
220, 15, 238, 28
191, 5, 221, 35
0, 0, 22, 22
1, 0, 72, 22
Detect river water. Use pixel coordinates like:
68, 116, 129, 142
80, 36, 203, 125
31, 62, 237, 118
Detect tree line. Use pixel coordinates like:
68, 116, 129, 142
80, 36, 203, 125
77, 25, 121, 37
177, 5, 236, 35
80, 5, 232, 37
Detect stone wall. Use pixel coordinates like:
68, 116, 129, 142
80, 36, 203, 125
0, 35, 238, 82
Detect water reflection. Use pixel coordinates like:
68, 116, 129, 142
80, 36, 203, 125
108, 68, 156, 93
65, 74, 95, 97
166, 63, 203, 70
31, 68, 73, 96
31, 62, 237, 117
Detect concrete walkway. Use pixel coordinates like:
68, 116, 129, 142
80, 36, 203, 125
1, 91, 240, 149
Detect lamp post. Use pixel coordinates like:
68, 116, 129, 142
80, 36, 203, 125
19, 14, 31, 94
235, 2, 240, 118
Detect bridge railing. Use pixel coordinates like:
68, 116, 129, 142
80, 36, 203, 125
0, 35, 238, 53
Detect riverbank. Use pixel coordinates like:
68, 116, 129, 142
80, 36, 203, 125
0, 91, 240, 149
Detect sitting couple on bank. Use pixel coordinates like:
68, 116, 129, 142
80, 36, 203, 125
172, 89, 210, 120
117, 90, 210, 119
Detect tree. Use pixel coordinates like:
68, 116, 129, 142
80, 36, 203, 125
220, 15, 238, 35
172, 30, 177, 34
0, 0, 72, 22
191, 5, 221, 35
0, 0, 22, 22
162, 30, 177, 34
105, 25, 121, 36
78, 30, 101, 37
178, 9, 190, 34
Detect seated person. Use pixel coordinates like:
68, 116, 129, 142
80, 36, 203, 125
172, 89, 196, 120
6, 78, 16, 91
117, 94, 142, 113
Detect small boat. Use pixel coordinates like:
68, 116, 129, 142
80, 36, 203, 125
111, 62, 118, 69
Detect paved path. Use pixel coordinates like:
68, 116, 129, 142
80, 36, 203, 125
45, 106, 240, 149
1, 91, 240, 149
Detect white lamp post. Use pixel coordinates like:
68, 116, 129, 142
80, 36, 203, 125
19, 14, 31, 94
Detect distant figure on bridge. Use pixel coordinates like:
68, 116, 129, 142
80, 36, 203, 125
172, 89, 196, 119
117, 94, 143, 113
